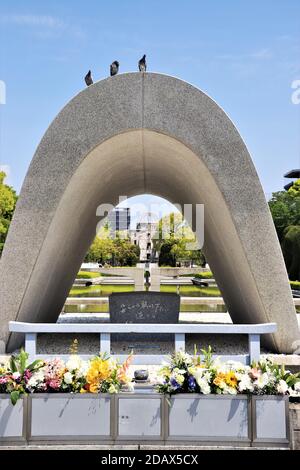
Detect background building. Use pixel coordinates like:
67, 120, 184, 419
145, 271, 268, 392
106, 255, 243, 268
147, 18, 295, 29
130, 212, 158, 263
284, 169, 300, 191
107, 207, 131, 234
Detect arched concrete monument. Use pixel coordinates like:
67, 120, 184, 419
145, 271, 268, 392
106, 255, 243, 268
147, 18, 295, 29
0, 73, 299, 353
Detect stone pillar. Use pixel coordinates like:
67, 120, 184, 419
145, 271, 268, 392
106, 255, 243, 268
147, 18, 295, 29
290, 403, 300, 450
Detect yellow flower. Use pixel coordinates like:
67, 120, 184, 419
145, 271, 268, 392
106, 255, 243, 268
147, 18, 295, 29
86, 357, 112, 391
89, 382, 99, 394
80, 388, 87, 394
175, 374, 185, 385
225, 371, 238, 388
158, 366, 171, 378
213, 372, 226, 388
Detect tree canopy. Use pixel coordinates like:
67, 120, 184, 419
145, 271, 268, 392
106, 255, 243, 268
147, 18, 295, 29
85, 224, 140, 266
268, 179, 300, 280
154, 212, 206, 267
0, 172, 18, 254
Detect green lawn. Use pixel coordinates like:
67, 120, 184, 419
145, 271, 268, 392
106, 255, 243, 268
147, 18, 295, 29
77, 271, 101, 279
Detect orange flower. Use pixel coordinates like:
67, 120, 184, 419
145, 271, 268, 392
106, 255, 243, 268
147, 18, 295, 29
213, 372, 226, 387
86, 357, 112, 392
117, 354, 133, 384
88, 382, 99, 394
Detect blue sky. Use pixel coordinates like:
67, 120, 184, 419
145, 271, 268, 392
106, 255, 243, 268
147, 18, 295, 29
0, 0, 299, 211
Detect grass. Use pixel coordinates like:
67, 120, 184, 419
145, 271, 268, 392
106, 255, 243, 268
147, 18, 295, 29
194, 271, 213, 279
77, 271, 101, 279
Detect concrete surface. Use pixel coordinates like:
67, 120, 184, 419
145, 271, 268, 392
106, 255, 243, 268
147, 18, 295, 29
0, 73, 298, 353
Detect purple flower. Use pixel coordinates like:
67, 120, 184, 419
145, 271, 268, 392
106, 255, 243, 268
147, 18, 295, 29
188, 375, 196, 391
170, 378, 180, 389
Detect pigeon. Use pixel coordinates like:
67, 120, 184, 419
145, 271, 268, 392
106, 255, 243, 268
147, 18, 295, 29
110, 60, 119, 76
84, 70, 93, 86
138, 54, 147, 72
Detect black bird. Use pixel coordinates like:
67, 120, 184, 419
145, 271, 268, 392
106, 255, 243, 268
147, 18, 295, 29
84, 70, 93, 86
110, 60, 119, 76
138, 54, 147, 72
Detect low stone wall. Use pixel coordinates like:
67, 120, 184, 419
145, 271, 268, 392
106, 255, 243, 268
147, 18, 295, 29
290, 403, 300, 449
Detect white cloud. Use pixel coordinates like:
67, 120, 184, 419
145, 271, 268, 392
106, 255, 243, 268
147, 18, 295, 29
0, 80, 6, 105
1, 14, 64, 29
250, 48, 273, 60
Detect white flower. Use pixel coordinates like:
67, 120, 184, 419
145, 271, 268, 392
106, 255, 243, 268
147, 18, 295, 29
238, 375, 254, 393
193, 368, 204, 383
222, 385, 238, 395
254, 372, 269, 389
173, 367, 186, 375
27, 369, 45, 389
276, 379, 288, 394
63, 372, 73, 385
108, 384, 118, 394
203, 371, 212, 382
176, 351, 192, 365
197, 377, 211, 395
66, 355, 82, 372
126, 382, 135, 392
12, 372, 20, 380
27, 377, 38, 388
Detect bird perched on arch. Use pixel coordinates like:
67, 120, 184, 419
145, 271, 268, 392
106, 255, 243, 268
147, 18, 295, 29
84, 70, 93, 86
138, 54, 147, 72
110, 60, 119, 76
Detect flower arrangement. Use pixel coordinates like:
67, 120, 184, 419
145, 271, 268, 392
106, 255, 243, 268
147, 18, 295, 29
0, 349, 133, 404
156, 348, 300, 397
1, 346, 299, 405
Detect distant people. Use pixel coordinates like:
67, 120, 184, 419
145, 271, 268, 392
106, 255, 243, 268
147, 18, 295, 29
84, 70, 93, 86
110, 61, 119, 76
138, 54, 147, 72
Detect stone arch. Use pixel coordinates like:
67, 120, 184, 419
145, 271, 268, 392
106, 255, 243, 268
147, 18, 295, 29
0, 73, 298, 353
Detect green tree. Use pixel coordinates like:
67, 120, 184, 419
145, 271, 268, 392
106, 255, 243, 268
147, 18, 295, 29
85, 226, 140, 266
0, 172, 18, 254
158, 239, 177, 266
155, 212, 205, 267
268, 180, 300, 280
281, 225, 300, 281
85, 224, 115, 263
112, 234, 140, 266
268, 188, 300, 242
